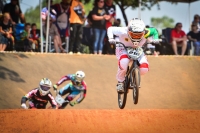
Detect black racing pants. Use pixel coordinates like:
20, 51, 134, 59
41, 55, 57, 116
69, 23, 83, 53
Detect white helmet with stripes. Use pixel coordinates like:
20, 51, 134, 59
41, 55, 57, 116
75, 71, 85, 84
39, 78, 52, 96
127, 18, 145, 44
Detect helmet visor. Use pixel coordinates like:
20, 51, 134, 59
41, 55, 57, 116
128, 31, 144, 41
41, 86, 51, 91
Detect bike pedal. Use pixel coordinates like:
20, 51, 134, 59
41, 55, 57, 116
117, 90, 124, 94
129, 85, 134, 89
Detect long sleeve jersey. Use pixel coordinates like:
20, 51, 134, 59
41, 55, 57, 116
56, 74, 87, 103
107, 26, 147, 48
21, 88, 57, 109
144, 27, 159, 39
144, 27, 160, 44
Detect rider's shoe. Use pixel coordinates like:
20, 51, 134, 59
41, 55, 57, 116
116, 82, 124, 93
77, 52, 82, 55
69, 51, 73, 55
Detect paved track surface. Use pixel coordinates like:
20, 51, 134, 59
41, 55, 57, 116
0, 52, 200, 133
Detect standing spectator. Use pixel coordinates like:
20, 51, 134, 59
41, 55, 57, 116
86, 10, 93, 27
43, 17, 66, 53
0, 13, 14, 51
191, 14, 200, 31
104, 0, 117, 29
51, 0, 71, 38
171, 22, 187, 55
91, 0, 110, 55
68, 0, 85, 54
83, 10, 94, 53
30, 23, 40, 52
103, 0, 117, 55
2, 0, 25, 24
187, 24, 200, 55
41, 0, 56, 26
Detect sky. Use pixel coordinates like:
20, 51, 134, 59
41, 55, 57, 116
19, 0, 200, 33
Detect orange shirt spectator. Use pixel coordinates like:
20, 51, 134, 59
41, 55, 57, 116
70, 0, 85, 24
68, 0, 85, 54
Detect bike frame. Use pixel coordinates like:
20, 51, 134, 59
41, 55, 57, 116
125, 60, 139, 90
126, 60, 138, 79
47, 90, 69, 109
116, 42, 141, 109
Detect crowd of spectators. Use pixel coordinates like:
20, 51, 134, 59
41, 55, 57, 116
0, 0, 120, 54
168, 14, 200, 56
0, 0, 199, 56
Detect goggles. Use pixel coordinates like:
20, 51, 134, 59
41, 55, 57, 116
41, 86, 50, 91
128, 31, 144, 41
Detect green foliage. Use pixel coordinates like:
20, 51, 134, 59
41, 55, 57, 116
83, 0, 94, 14
114, 0, 160, 25
24, 6, 40, 29
80, 44, 90, 53
150, 16, 174, 33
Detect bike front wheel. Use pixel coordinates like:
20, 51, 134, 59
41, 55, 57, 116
131, 67, 140, 104
118, 78, 128, 109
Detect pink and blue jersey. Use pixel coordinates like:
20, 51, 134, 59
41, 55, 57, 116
56, 74, 87, 103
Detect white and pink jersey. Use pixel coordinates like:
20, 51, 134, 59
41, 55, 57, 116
107, 27, 146, 48
107, 26, 149, 82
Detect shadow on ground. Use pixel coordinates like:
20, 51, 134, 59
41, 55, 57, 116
0, 66, 25, 82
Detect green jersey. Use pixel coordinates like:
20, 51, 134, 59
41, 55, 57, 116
144, 27, 159, 39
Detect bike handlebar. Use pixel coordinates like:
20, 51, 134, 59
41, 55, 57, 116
115, 42, 127, 48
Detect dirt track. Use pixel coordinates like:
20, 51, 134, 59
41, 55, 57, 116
0, 109, 200, 133
0, 52, 200, 132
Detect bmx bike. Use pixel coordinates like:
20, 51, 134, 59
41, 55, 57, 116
116, 42, 143, 109
48, 90, 69, 109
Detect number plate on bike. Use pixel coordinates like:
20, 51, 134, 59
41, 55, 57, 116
127, 47, 143, 60
55, 95, 65, 106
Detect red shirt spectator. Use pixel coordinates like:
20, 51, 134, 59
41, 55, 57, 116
170, 22, 187, 55
171, 28, 186, 43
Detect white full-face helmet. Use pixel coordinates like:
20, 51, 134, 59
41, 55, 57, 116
127, 18, 145, 45
39, 78, 52, 96
75, 71, 85, 84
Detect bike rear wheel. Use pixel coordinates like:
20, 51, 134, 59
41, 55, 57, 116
131, 68, 140, 104
118, 77, 128, 109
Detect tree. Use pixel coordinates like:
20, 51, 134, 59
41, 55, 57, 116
114, 0, 160, 26
151, 16, 174, 33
